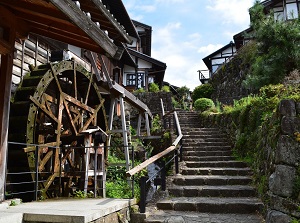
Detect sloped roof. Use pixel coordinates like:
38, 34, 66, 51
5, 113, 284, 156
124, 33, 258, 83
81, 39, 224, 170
202, 42, 235, 70
0, 0, 136, 59
127, 48, 166, 85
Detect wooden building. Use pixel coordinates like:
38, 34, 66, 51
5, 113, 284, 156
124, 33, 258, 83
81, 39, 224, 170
200, 41, 236, 83
0, 0, 156, 202
124, 21, 166, 91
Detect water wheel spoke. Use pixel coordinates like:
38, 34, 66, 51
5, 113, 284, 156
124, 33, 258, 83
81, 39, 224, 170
79, 99, 104, 133
39, 150, 54, 172
62, 92, 95, 114
84, 73, 93, 105
61, 148, 73, 165
30, 96, 58, 123
43, 172, 60, 193
62, 99, 78, 136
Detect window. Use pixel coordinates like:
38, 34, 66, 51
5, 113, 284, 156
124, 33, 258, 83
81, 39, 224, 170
125, 72, 145, 87
126, 73, 136, 86
274, 6, 284, 21
285, 0, 299, 19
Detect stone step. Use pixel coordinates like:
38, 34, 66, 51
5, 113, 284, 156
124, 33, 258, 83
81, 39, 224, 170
183, 131, 228, 138
144, 211, 263, 223
156, 197, 263, 214
184, 156, 235, 162
183, 147, 232, 152
186, 161, 248, 168
172, 175, 252, 186
168, 185, 257, 197
183, 142, 230, 147
181, 127, 221, 132
181, 167, 252, 176
183, 137, 229, 143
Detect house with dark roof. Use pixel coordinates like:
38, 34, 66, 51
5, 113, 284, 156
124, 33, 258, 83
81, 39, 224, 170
200, 41, 236, 84
122, 20, 167, 92
201, 0, 299, 83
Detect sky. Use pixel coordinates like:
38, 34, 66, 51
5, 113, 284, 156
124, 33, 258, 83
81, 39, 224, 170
122, 0, 255, 91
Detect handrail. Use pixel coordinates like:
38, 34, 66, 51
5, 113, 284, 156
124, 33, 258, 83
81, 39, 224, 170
126, 111, 182, 177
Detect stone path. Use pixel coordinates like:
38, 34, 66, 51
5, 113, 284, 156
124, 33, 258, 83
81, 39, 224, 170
144, 110, 264, 223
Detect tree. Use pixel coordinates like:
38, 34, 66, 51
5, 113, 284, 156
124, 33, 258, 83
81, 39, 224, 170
244, 1, 300, 89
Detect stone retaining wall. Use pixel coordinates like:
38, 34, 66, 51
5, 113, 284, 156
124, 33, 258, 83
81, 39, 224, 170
200, 99, 300, 222
266, 99, 300, 222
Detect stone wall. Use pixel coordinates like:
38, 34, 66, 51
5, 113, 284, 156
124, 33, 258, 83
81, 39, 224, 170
267, 99, 300, 222
209, 42, 256, 105
134, 92, 173, 115
200, 99, 300, 222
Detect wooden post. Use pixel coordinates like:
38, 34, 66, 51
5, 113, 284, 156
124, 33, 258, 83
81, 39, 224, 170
137, 113, 142, 137
0, 22, 15, 202
119, 96, 130, 171
145, 112, 150, 136
83, 134, 92, 194
107, 98, 115, 148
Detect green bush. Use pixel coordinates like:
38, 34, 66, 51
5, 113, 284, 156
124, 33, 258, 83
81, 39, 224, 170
192, 84, 214, 102
161, 85, 170, 92
134, 88, 145, 93
149, 83, 160, 92
194, 98, 215, 112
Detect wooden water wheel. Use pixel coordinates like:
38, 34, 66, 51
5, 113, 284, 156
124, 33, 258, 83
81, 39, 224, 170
8, 60, 108, 200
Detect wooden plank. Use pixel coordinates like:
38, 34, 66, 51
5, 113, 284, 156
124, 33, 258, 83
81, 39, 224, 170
126, 112, 184, 177
49, 0, 120, 59
23, 142, 58, 153
126, 134, 183, 177
127, 145, 176, 177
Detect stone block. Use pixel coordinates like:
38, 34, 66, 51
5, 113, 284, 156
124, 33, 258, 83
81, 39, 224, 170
275, 135, 300, 166
281, 116, 300, 135
266, 210, 291, 223
166, 216, 185, 223
269, 194, 300, 218
269, 165, 296, 197
130, 212, 149, 223
279, 99, 296, 117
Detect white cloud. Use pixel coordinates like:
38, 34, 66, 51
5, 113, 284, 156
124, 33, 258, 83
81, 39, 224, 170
207, 0, 253, 26
198, 44, 224, 55
155, 0, 186, 3
136, 5, 156, 13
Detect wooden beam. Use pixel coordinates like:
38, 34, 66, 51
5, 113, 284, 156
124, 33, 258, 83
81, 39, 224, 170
89, 0, 132, 44
0, 6, 29, 40
49, 0, 120, 59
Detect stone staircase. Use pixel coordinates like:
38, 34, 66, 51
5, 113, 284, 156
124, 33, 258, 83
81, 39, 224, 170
144, 110, 264, 223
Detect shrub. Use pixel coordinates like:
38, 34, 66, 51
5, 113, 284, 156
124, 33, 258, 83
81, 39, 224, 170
192, 84, 214, 102
149, 83, 160, 92
134, 88, 145, 93
161, 85, 170, 92
194, 98, 215, 112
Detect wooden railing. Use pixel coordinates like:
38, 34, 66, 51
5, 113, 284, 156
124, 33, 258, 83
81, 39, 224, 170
126, 106, 183, 213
